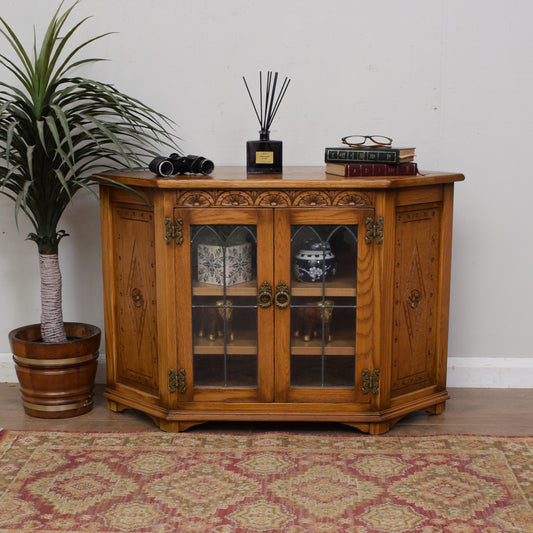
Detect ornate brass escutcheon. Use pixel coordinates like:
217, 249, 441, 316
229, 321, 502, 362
257, 281, 273, 308
365, 216, 384, 244
168, 369, 177, 393
164, 217, 184, 245
169, 368, 187, 394
274, 281, 290, 308
176, 368, 186, 394
362, 368, 380, 395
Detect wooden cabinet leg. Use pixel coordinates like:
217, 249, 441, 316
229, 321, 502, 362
425, 401, 447, 415
107, 399, 127, 413
344, 418, 402, 435
156, 419, 181, 433
367, 418, 402, 435
156, 419, 206, 433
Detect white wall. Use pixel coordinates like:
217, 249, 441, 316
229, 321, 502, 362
1, 0, 532, 384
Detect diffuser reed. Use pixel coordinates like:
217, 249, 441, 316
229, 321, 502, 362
243, 71, 291, 174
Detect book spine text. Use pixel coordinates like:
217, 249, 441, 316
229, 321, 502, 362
325, 148, 400, 164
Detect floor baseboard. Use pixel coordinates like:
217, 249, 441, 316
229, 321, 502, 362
446, 356, 533, 388
1, 353, 532, 388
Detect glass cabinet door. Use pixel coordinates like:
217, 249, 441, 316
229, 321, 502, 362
275, 208, 375, 403
290, 224, 358, 387
191, 224, 258, 387
174, 208, 274, 403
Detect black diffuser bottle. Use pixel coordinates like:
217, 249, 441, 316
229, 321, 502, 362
246, 130, 282, 174
243, 71, 290, 174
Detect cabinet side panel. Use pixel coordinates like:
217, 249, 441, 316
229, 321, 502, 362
391, 204, 441, 396
113, 206, 159, 395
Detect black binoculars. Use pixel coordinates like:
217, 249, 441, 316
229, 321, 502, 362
149, 153, 214, 176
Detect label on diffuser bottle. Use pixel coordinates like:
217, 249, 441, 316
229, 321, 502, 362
256, 151, 274, 164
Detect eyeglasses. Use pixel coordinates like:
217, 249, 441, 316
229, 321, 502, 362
341, 135, 393, 148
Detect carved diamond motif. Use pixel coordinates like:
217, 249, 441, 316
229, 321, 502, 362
403, 242, 426, 348
126, 241, 147, 354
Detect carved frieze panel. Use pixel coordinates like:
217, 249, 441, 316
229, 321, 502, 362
292, 191, 331, 206
215, 191, 253, 206
175, 191, 213, 207
332, 191, 373, 206
255, 191, 292, 206
175, 189, 373, 208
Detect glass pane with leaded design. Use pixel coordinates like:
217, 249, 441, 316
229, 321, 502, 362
190, 225, 258, 388
289, 224, 358, 388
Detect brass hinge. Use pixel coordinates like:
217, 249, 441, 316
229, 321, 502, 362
165, 217, 184, 245
169, 368, 186, 394
365, 216, 384, 244
362, 368, 380, 395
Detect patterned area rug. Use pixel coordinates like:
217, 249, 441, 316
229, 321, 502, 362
0, 431, 532, 532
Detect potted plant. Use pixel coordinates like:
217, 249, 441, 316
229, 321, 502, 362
0, 2, 177, 417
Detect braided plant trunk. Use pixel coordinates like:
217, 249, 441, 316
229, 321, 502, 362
39, 251, 67, 343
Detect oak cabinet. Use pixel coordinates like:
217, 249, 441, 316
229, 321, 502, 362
99, 167, 464, 434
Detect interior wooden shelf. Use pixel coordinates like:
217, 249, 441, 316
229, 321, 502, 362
192, 277, 357, 298
193, 331, 258, 355
291, 277, 357, 298
192, 279, 257, 297
193, 328, 356, 357
291, 335, 356, 356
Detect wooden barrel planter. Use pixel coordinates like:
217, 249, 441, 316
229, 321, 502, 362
9, 322, 100, 418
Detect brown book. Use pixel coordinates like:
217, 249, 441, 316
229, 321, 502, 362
326, 161, 418, 177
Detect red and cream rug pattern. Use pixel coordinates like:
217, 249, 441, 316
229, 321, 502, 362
0, 431, 531, 532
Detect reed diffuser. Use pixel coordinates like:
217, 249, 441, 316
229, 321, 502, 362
243, 71, 291, 174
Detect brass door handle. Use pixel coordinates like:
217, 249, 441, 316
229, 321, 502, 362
274, 281, 290, 308
258, 281, 273, 308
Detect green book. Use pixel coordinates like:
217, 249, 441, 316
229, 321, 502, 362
325, 146, 415, 164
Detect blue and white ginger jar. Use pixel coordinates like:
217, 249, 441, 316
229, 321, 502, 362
293, 240, 337, 283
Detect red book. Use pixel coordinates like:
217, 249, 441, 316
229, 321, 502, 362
325, 161, 418, 177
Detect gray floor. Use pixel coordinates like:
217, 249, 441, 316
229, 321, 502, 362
2, 384, 532, 435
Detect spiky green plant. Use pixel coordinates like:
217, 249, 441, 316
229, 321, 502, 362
0, 1, 178, 342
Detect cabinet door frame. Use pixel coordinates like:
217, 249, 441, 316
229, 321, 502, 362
274, 207, 377, 405
173, 206, 275, 403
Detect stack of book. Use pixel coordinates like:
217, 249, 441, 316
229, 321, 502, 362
324, 145, 417, 177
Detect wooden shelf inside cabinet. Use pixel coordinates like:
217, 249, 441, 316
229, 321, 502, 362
291, 336, 356, 356
291, 256, 358, 297
291, 277, 357, 298
193, 332, 258, 356
192, 279, 257, 297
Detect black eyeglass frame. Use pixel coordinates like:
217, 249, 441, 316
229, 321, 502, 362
341, 135, 393, 148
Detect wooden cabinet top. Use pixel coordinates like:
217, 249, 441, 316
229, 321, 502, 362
99, 166, 464, 190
